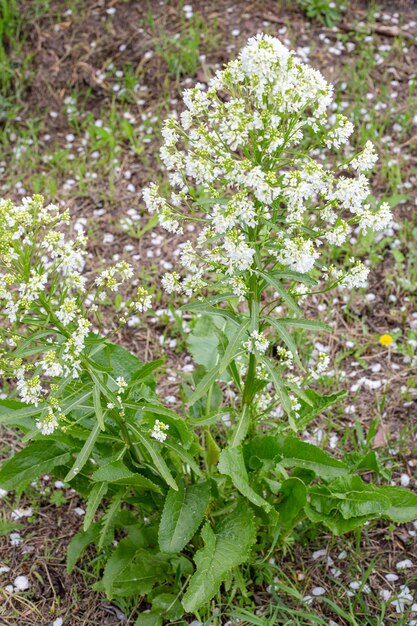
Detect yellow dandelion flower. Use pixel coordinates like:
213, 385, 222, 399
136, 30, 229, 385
379, 334, 393, 346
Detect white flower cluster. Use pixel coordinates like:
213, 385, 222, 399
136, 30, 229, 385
0, 195, 152, 435
150, 419, 169, 442
244, 330, 270, 355
144, 34, 392, 301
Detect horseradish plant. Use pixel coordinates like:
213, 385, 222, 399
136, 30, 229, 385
1, 36, 416, 624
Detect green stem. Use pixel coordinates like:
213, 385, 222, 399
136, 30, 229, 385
113, 412, 143, 464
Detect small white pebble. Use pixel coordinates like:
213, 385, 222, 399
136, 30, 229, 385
74, 507, 85, 517
53, 618, 64, 626
386, 573, 399, 582
312, 586, 326, 596
10, 532, 21, 546
312, 549, 327, 560
14, 575, 29, 591
401, 474, 410, 487
11, 507, 32, 519
396, 559, 413, 570
380, 589, 391, 601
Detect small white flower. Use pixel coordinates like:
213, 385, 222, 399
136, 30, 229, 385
150, 420, 169, 443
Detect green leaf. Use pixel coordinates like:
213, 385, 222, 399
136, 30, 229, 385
0, 441, 71, 491
98, 491, 125, 550
268, 269, 317, 285
376, 486, 417, 523
142, 404, 194, 449
188, 318, 250, 407
102, 538, 163, 599
296, 390, 347, 428
309, 476, 390, 519
187, 315, 220, 369
182, 504, 256, 613
266, 317, 303, 369
91, 341, 145, 382
188, 366, 220, 406
218, 447, 271, 511
92, 384, 105, 430
180, 300, 240, 326
305, 504, 373, 536
257, 270, 301, 314
91, 461, 162, 493
158, 481, 211, 553
260, 358, 292, 415
64, 422, 101, 482
134, 613, 162, 626
217, 318, 250, 373
244, 435, 283, 470
0, 399, 44, 427
84, 482, 108, 531
280, 436, 348, 478
162, 439, 203, 477
230, 404, 251, 448
129, 424, 178, 490
151, 592, 183, 620
278, 318, 331, 332
276, 477, 307, 525
67, 523, 101, 572
110, 551, 168, 598
129, 359, 164, 385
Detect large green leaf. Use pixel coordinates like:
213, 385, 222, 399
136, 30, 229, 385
102, 537, 165, 598
276, 477, 307, 525
91, 341, 145, 382
67, 523, 101, 572
134, 613, 162, 626
108, 548, 169, 598
305, 504, 373, 536
64, 422, 101, 482
218, 447, 271, 511
91, 461, 162, 493
244, 435, 283, 470
188, 318, 250, 407
0, 441, 71, 490
0, 399, 44, 428
158, 481, 211, 553
187, 315, 220, 369
84, 482, 108, 531
182, 504, 256, 613
280, 436, 348, 478
309, 477, 390, 519
379, 486, 417, 523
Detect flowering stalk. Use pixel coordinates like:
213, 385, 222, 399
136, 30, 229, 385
144, 34, 392, 438
0, 195, 152, 435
